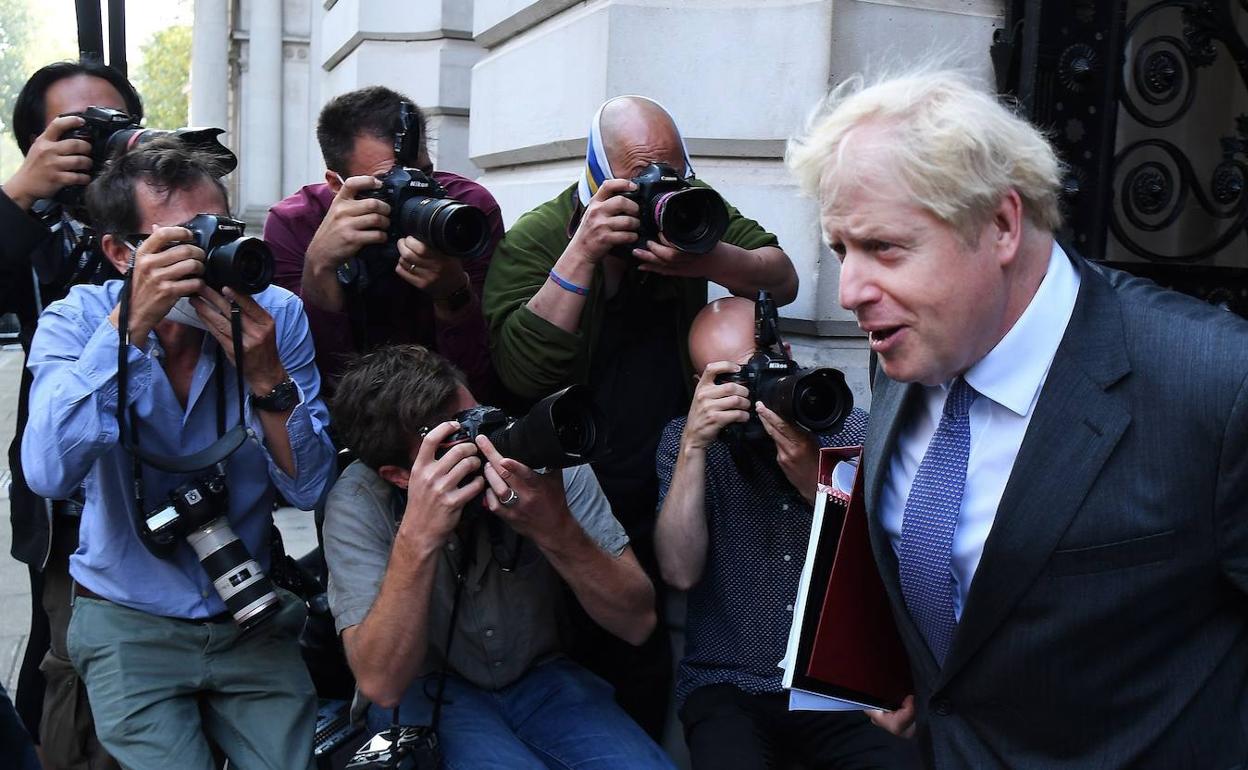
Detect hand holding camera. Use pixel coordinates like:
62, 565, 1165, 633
400, 421, 485, 553
190, 287, 287, 397
3, 115, 94, 211
475, 434, 572, 547
110, 225, 204, 343
568, 178, 642, 264
394, 235, 470, 302
683, 361, 753, 451
755, 401, 821, 504
306, 175, 391, 274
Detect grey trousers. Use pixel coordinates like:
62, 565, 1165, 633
66, 589, 316, 770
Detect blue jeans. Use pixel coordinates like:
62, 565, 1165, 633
366, 657, 675, 770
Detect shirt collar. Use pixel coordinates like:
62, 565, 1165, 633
962, 241, 1081, 417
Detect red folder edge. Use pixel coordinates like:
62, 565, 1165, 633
803, 448, 913, 709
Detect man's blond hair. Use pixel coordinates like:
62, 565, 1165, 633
786, 68, 1064, 239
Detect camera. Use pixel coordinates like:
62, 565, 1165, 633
141, 472, 281, 629
436, 385, 600, 472
346, 726, 441, 770
338, 166, 491, 289
615, 162, 730, 257
715, 291, 854, 441
56, 105, 237, 207
180, 214, 274, 294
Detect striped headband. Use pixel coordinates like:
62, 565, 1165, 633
577, 95, 696, 207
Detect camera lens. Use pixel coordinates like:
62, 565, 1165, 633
790, 368, 853, 433
185, 516, 281, 629
205, 237, 274, 294
399, 197, 491, 260
651, 187, 729, 254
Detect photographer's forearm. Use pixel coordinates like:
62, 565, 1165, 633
525, 248, 595, 334
707, 245, 798, 305
300, 255, 346, 314
655, 444, 711, 591
540, 521, 656, 646
343, 536, 440, 709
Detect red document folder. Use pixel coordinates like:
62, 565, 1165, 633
791, 448, 913, 711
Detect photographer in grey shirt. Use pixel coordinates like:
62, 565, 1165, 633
323, 344, 674, 769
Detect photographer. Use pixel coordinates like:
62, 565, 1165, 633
0, 59, 141, 769
264, 86, 501, 396
482, 94, 797, 736
21, 139, 335, 769
654, 297, 913, 769
323, 344, 673, 768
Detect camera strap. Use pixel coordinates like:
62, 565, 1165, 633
117, 271, 249, 517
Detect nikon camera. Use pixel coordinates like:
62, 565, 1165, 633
614, 162, 730, 258
339, 166, 491, 289
436, 385, 600, 472
715, 291, 854, 442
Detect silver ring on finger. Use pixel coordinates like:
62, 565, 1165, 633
500, 487, 520, 507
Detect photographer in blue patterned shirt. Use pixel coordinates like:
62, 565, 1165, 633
654, 296, 913, 769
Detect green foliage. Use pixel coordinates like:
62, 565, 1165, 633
133, 24, 191, 128
0, 0, 34, 177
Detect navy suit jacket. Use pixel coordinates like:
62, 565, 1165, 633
864, 253, 1248, 768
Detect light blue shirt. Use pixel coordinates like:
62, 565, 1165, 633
22, 280, 335, 619
881, 241, 1081, 618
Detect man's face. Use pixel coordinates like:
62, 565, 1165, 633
134, 180, 229, 235
822, 139, 1010, 386
605, 117, 687, 180
42, 74, 129, 128
344, 133, 398, 179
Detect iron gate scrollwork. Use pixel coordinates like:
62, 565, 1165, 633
996, 0, 1248, 316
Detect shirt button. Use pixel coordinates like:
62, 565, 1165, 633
447, 542, 457, 551
782, 504, 790, 511
785, 604, 794, 612
931, 698, 953, 716
484, 628, 495, 638
783, 554, 791, 562
492, 660, 503, 668
201, 590, 210, 598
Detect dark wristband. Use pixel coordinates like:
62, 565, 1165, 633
250, 376, 298, 412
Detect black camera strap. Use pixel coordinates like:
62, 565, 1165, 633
116, 270, 249, 517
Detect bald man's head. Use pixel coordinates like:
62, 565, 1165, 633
689, 297, 758, 374
600, 96, 686, 179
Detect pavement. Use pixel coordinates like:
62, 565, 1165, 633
0, 345, 318, 694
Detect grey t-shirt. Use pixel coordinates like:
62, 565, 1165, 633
323, 460, 628, 692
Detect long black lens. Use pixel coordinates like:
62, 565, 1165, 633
399, 196, 490, 260
487, 385, 599, 470
205, 237, 274, 294
760, 367, 853, 434
652, 187, 729, 254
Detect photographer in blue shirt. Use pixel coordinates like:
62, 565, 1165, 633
21, 139, 335, 769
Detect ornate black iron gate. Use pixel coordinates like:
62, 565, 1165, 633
994, 0, 1248, 316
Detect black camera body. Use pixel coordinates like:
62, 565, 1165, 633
346, 725, 441, 769
140, 470, 281, 629
714, 292, 854, 442
614, 162, 730, 258
437, 385, 600, 472
56, 106, 238, 207
339, 166, 490, 289
180, 214, 274, 295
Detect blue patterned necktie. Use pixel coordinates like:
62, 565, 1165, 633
899, 377, 977, 665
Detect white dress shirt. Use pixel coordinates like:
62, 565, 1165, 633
880, 242, 1081, 619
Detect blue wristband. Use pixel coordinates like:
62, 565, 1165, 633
548, 268, 589, 296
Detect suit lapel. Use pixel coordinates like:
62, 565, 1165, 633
937, 258, 1132, 684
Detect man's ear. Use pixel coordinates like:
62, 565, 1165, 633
325, 169, 343, 193
377, 464, 411, 490
100, 234, 133, 276
991, 188, 1025, 268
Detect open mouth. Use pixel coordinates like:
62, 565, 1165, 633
868, 326, 901, 344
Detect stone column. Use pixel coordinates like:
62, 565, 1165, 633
189, 0, 229, 130
242, 0, 283, 215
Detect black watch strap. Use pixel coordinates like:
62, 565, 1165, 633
250, 376, 299, 413
436, 283, 473, 313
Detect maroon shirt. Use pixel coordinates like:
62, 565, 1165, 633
263, 172, 501, 397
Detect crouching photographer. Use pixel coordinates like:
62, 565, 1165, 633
21, 139, 335, 770
324, 345, 675, 769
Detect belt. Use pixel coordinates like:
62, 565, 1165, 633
73, 583, 235, 625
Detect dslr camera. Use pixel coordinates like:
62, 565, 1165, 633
346, 725, 441, 770
56, 105, 237, 207
615, 162, 730, 257
715, 291, 853, 442
338, 166, 492, 289
141, 470, 281, 629
436, 385, 600, 472
179, 214, 275, 294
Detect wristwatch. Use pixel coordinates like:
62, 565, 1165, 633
251, 376, 299, 412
